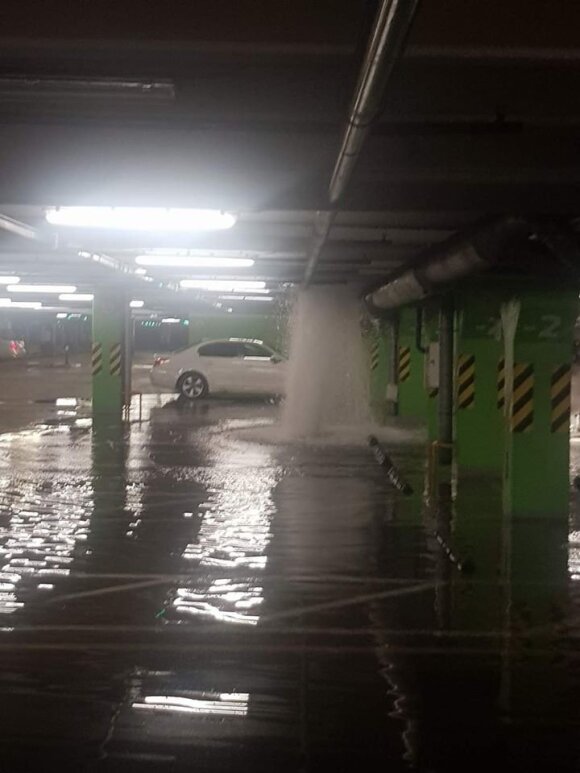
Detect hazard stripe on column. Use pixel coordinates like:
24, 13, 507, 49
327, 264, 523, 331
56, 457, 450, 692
550, 364, 571, 433
109, 343, 122, 377
398, 346, 411, 382
91, 343, 103, 376
457, 354, 475, 409
510, 363, 534, 433
370, 338, 380, 371
497, 357, 505, 409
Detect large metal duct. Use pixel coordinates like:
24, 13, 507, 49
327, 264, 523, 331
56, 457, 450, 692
365, 216, 532, 313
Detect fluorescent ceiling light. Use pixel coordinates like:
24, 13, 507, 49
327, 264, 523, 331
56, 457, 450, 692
9, 284, 76, 294
0, 276, 19, 285
0, 300, 42, 309
130, 300, 144, 308
180, 279, 266, 291
56, 312, 67, 319
59, 293, 93, 302
161, 317, 181, 324
46, 207, 237, 232
135, 267, 148, 275
218, 294, 273, 302
135, 255, 253, 268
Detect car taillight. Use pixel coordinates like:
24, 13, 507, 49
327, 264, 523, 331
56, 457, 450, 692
8, 341, 19, 356
153, 357, 169, 367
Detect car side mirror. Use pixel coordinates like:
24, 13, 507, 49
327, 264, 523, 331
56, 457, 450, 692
270, 355, 283, 364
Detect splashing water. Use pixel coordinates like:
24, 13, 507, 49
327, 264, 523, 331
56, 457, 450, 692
282, 285, 371, 439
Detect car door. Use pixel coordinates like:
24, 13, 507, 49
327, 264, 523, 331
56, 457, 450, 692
196, 341, 244, 392
240, 342, 284, 394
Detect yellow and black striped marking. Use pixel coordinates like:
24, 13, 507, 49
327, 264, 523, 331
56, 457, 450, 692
550, 364, 571, 433
457, 354, 475, 409
91, 343, 103, 376
510, 362, 534, 433
109, 343, 122, 377
398, 346, 411, 382
370, 338, 380, 371
497, 357, 505, 409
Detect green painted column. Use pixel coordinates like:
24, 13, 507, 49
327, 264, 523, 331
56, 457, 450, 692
92, 288, 128, 420
455, 291, 504, 471
502, 288, 576, 519
423, 304, 439, 442
499, 518, 568, 730
397, 306, 427, 421
367, 321, 389, 423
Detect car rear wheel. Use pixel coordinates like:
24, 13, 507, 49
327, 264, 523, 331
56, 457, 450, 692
177, 372, 208, 400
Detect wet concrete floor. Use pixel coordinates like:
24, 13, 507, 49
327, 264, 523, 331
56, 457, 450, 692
0, 377, 579, 769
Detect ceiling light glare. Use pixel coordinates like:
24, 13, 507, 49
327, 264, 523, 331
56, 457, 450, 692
9, 284, 76, 294
135, 255, 253, 268
244, 296, 273, 302
46, 207, 237, 232
0, 299, 42, 309
180, 279, 266, 292
130, 300, 144, 308
0, 276, 20, 285
59, 293, 94, 302
135, 267, 148, 275
161, 317, 181, 324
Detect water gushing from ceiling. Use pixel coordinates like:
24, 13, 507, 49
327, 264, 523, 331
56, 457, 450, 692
282, 284, 370, 439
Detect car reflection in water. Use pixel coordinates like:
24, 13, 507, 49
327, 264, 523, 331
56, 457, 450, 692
168, 433, 279, 626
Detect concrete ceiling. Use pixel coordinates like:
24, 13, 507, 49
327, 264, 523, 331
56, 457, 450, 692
0, 0, 577, 297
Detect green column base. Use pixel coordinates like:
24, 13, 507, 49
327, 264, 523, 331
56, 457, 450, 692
92, 289, 126, 421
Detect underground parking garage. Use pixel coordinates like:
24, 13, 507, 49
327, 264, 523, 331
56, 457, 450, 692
0, 0, 579, 769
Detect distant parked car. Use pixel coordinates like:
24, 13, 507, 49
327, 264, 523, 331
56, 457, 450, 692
150, 338, 287, 400
0, 338, 26, 360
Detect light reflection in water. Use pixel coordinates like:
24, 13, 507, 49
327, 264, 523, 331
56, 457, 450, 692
171, 439, 279, 626
0, 428, 93, 611
568, 530, 580, 580
133, 693, 249, 716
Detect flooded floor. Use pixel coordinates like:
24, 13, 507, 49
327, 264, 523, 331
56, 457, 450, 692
0, 393, 579, 770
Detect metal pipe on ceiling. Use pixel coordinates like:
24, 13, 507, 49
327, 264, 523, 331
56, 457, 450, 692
303, 0, 422, 285
0, 212, 54, 244
365, 216, 532, 313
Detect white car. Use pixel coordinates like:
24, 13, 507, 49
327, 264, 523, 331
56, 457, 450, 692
150, 338, 287, 400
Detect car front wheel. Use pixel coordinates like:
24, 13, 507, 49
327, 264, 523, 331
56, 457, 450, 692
177, 372, 208, 400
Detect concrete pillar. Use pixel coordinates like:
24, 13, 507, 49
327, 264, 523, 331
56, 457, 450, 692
438, 298, 454, 465
423, 304, 439, 442
367, 320, 389, 422
499, 518, 568, 750
397, 306, 427, 421
501, 288, 577, 519
92, 287, 128, 420
384, 316, 399, 417
455, 290, 504, 471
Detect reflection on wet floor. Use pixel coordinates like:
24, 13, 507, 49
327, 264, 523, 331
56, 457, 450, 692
0, 396, 578, 769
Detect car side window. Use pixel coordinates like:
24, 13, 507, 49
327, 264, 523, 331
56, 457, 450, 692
198, 342, 241, 358
242, 343, 272, 357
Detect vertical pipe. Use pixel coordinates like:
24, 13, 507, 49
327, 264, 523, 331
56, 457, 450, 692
385, 314, 399, 416
123, 297, 132, 410
438, 298, 454, 464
